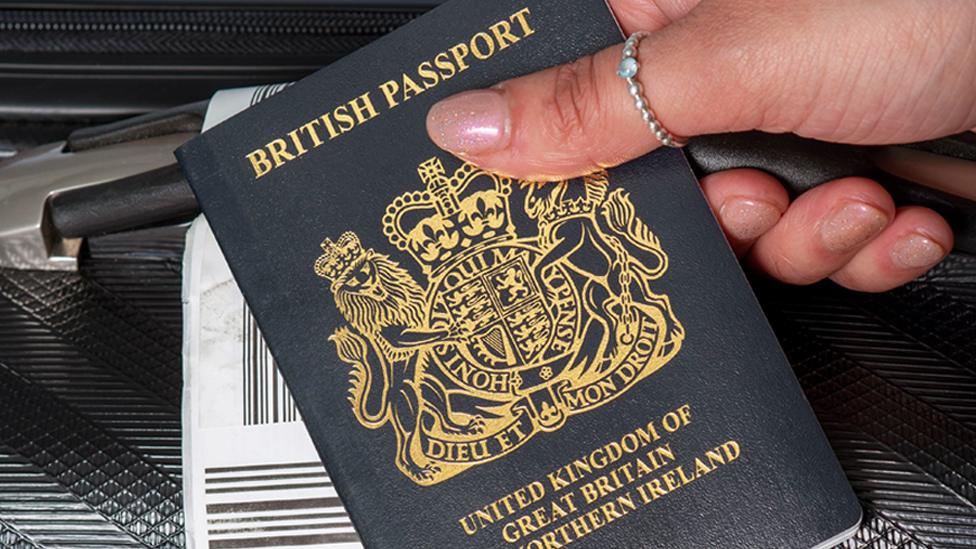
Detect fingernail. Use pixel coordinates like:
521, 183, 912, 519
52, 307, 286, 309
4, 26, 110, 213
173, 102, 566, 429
890, 232, 946, 269
426, 89, 510, 155
718, 197, 782, 241
819, 201, 889, 253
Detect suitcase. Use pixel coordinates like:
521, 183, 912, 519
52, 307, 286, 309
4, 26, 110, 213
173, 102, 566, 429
0, 3, 974, 548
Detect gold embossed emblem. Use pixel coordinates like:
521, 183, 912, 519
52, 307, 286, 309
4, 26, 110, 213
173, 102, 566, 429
314, 158, 684, 485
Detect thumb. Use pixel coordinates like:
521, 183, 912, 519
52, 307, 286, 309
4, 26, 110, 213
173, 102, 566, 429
426, 0, 976, 180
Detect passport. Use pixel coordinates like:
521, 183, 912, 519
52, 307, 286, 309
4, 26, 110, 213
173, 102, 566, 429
175, 0, 862, 547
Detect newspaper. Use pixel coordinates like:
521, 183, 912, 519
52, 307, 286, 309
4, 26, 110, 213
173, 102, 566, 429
182, 84, 362, 549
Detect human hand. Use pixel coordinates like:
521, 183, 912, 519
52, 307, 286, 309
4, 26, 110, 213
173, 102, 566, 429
426, 0, 976, 292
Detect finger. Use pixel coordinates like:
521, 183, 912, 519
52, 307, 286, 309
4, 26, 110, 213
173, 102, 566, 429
427, 0, 976, 179
425, 45, 650, 179
700, 169, 789, 257
747, 177, 895, 285
609, 0, 702, 34
829, 207, 952, 292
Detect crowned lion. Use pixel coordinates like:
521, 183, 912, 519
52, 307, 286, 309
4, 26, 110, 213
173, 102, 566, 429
314, 232, 483, 483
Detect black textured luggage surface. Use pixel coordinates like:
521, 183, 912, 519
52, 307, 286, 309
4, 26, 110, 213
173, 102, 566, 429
0, 228, 185, 549
0, 231, 974, 549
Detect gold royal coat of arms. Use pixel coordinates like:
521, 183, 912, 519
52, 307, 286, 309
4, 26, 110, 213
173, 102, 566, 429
314, 157, 684, 485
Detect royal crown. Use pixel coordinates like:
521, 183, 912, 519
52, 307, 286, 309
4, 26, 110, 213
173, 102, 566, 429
532, 171, 610, 228
382, 157, 515, 275
314, 231, 367, 285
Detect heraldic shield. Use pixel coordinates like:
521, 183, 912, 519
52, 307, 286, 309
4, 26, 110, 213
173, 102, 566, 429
314, 157, 685, 485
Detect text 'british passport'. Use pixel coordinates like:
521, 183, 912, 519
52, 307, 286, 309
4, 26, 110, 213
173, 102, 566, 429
176, 1, 862, 547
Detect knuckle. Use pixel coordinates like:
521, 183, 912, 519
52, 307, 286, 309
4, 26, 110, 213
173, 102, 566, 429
542, 56, 603, 152
617, 0, 699, 28
829, 268, 895, 293
763, 250, 818, 286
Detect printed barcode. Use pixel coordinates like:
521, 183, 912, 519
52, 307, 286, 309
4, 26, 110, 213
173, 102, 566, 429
250, 83, 293, 107
242, 302, 300, 426
250, 83, 292, 107
204, 462, 359, 548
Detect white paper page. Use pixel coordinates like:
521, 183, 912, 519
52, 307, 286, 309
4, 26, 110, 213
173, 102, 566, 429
182, 83, 362, 549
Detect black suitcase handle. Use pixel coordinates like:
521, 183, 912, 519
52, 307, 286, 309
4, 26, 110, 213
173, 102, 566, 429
49, 124, 976, 253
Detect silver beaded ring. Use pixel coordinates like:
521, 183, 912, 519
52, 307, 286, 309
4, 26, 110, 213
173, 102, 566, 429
617, 32, 687, 148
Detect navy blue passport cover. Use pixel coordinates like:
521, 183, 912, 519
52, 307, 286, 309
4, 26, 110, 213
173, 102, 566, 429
176, 1, 861, 547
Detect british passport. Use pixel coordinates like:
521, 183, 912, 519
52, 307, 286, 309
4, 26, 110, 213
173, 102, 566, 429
176, 0, 862, 547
